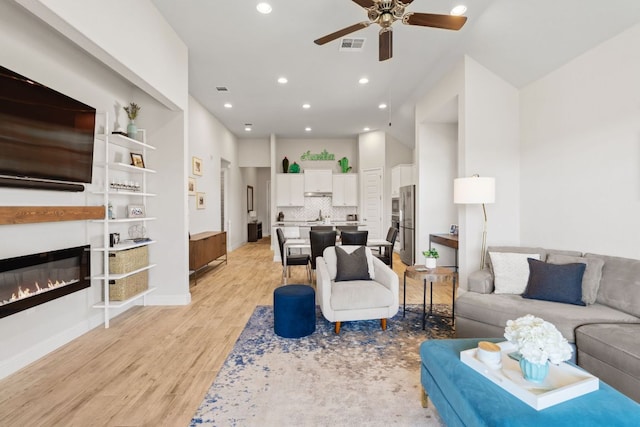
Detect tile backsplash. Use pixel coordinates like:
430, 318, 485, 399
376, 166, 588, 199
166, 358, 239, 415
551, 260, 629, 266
277, 197, 356, 222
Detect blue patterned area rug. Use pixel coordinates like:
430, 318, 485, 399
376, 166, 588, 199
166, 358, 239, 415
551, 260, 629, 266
190, 304, 454, 427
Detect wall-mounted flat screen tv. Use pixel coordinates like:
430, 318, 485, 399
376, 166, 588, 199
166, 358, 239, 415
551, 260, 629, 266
0, 65, 96, 190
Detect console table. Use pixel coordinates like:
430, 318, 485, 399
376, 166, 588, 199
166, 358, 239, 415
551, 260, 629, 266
429, 233, 458, 270
189, 231, 227, 283
248, 221, 262, 242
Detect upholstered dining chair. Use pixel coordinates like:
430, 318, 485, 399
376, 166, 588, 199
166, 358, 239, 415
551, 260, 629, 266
276, 228, 311, 282
340, 230, 368, 245
309, 230, 337, 279
373, 227, 398, 269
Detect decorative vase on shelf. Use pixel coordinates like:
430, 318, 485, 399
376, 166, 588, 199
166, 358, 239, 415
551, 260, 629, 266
289, 162, 300, 173
282, 157, 289, 173
520, 358, 549, 383
127, 120, 137, 138
425, 257, 437, 269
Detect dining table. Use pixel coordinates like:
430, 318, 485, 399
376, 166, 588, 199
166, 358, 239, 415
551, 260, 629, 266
282, 238, 393, 284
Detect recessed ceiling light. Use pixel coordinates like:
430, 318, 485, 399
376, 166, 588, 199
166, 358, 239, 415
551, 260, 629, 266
302, 103, 311, 109
305, 127, 312, 132
450, 5, 467, 16
224, 103, 232, 108
378, 103, 387, 109
256, 2, 272, 14
363, 127, 370, 131
245, 126, 252, 132
277, 77, 288, 84
359, 77, 369, 85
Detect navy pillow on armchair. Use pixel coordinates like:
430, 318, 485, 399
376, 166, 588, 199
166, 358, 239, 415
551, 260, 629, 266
522, 258, 586, 306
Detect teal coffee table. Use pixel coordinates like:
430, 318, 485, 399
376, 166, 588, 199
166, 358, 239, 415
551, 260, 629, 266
420, 338, 640, 427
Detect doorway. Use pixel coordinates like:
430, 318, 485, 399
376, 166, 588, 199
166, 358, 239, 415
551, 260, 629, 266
361, 168, 383, 239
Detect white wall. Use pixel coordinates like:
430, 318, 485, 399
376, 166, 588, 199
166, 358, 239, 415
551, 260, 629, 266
238, 139, 270, 167
417, 123, 458, 267
18, 0, 189, 110
188, 96, 245, 250
0, 1, 190, 379
520, 23, 640, 259
415, 56, 520, 287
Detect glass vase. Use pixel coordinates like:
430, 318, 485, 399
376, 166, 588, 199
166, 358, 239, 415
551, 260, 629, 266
520, 358, 549, 383
127, 120, 137, 138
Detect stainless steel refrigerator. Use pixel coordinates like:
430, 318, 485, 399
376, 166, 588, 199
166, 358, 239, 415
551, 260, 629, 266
399, 184, 415, 265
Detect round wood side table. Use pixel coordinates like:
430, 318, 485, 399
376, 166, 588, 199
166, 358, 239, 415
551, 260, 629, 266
404, 265, 457, 330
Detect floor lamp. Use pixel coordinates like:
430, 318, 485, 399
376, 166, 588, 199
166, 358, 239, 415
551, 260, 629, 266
454, 175, 496, 270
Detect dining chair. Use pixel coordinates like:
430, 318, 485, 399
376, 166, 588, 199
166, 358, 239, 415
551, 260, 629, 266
276, 228, 311, 282
309, 230, 337, 279
373, 227, 398, 269
340, 230, 368, 245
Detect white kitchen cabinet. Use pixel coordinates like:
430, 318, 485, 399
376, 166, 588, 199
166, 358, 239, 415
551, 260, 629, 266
391, 164, 414, 197
304, 169, 332, 193
332, 174, 358, 206
276, 173, 304, 206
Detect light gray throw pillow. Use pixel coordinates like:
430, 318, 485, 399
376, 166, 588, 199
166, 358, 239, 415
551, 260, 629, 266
546, 253, 604, 304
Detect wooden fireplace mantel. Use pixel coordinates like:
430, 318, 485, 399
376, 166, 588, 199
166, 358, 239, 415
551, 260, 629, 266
0, 206, 105, 225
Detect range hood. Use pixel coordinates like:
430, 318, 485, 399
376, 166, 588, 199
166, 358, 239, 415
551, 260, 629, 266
304, 191, 331, 197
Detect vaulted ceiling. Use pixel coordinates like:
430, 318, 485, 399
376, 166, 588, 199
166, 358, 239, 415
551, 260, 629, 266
152, 0, 640, 146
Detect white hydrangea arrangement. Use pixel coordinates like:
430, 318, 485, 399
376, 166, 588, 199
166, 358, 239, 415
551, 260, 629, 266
504, 314, 573, 365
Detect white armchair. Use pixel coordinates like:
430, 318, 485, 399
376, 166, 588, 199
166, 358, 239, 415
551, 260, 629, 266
316, 246, 399, 334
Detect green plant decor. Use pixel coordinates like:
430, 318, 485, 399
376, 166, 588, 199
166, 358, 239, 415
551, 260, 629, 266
422, 248, 439, 259
124, 102, 141, 120
288, 162, 300, 173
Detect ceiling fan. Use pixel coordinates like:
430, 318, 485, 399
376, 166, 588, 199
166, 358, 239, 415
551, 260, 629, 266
314, 0, 467, 61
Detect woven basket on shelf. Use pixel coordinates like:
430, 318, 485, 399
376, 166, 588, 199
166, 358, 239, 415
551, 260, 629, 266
108, 270, 149, 301
109, 246, 148, 274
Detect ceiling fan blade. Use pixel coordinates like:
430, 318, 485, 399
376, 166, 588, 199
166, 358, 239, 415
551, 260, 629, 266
314, 21, 371, 45
402, 12, 467, 30
398, 0, 415, 4
379, 28, 392, 61
352, 0, 376, 8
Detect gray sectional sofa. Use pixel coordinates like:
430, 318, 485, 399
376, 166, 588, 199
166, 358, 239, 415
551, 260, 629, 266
455, 246, 640, 402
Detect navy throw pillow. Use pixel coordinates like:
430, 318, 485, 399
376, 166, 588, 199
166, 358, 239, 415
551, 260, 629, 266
523, 258, 586, 306
335, 246, 371, 282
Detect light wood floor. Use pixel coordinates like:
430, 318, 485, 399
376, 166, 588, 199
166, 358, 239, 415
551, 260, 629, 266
0, 238, 456, 427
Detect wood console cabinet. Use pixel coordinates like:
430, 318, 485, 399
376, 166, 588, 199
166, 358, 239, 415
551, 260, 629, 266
248, 221, 262, 242
189, 231, 227, 271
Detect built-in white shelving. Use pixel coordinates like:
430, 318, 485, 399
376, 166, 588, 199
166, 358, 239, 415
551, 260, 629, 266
91, 112, 157, 328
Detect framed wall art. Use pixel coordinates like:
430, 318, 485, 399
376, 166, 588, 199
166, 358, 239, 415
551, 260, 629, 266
188, 177, 196, 195
247, 185, 254, 212
192, 156, 203, 176
196, 192, 206, 209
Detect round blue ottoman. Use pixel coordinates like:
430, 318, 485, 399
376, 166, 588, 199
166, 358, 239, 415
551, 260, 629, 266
273, 284, 316, 338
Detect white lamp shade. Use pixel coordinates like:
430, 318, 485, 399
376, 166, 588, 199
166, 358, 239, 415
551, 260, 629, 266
454, 177, 495, 204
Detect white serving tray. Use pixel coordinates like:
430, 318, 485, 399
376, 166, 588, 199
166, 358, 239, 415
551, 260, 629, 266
460, 341, 599, 410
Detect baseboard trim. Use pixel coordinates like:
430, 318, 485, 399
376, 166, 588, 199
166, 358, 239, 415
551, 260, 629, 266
0, 318, 94, 380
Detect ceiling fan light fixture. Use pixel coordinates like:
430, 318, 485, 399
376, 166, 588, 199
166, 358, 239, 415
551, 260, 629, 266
450, 5, 467, 16
256, 2, 272, 14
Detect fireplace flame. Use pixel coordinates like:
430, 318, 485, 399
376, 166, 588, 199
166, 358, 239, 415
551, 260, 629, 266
2, 278, 78, 306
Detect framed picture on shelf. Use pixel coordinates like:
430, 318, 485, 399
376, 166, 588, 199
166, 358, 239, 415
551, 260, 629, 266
127, 204, 146, 218
192, 156, 203, 176
188, 177, 196, 195
450, 224, 458, 235
130, 153, 145, 168
196, 192, 206, 209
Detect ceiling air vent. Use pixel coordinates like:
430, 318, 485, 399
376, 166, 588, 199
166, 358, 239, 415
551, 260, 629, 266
216, 86, 229, 92
339, 38, 366, 51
